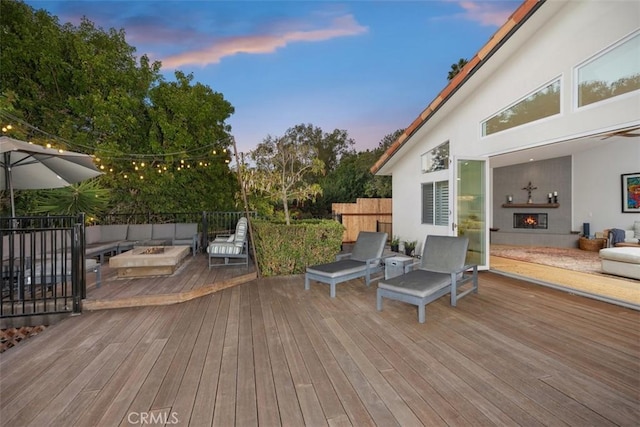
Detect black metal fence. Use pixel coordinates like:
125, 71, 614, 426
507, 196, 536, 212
1, 211, 259, 319
1, 215, 85, 319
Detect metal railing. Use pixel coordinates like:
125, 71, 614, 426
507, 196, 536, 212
1, 215, 85, 319
1, 211, 266, 319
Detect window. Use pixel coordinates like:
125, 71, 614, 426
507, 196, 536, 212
421, 141, 449, 173
482, 79, 561, 136
422, 181, 449, 225
577, 32, 640, 107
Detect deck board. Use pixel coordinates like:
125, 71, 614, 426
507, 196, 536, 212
1, 262, 638, 426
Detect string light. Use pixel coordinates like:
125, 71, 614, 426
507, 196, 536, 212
1, 112, 236, 180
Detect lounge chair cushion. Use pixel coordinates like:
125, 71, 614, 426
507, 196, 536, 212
350, 231, 387, 261
306, 260, 367, 278
378, 270, 451, 298
305, 231, 388, 297
419, 236, 469, 273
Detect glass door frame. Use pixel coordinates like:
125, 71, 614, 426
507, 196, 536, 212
449, 156, 490, 270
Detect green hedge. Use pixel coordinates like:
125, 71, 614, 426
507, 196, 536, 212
252, 219, 344, 276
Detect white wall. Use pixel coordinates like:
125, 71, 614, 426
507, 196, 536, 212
386, 1, 640, 248
573, 139, 640, 233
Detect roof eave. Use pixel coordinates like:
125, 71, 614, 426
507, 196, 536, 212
370, 0, 545, 175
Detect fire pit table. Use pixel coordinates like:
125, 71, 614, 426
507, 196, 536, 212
109, 246, 190, 278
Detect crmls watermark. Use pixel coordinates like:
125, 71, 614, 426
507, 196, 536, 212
127, 411, 179, 425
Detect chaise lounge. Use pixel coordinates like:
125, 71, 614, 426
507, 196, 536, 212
305, 231, 388, 298
377, 235, 478, 323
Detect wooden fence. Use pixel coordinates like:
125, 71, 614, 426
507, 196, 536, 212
332, 198, 392, 243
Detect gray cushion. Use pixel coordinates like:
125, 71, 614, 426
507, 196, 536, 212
420, 235, 468, 272
127, 224, 152, 241
152, 223, 176, 240
306, 260, 366, 278
175, 223, 198, 240
85, 226, 102, 245
634, 221, 640, 239
208, 242, 243, 255
234, 218, 248, 245
379, 270, 451, 298
100, 224, 128, 241
350, 231, 387, 261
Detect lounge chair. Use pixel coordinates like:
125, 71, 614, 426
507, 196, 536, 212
305, 231, 388, 298
377, 235, 478, 323
207, 217, 249, 268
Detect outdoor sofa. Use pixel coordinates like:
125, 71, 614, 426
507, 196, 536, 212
85, 222, 201, 262
2, 229, 102, 297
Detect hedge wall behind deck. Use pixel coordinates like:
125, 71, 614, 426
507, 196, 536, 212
252, 219, 344, 276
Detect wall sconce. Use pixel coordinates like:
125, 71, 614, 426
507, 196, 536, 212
506, 195, 513, 203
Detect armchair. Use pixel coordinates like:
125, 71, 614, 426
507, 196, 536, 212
207, 217, 249, 268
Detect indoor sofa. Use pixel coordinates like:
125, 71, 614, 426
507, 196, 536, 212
599, 247, 640, 280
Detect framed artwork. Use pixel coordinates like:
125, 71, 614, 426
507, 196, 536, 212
621, 172, 640, 213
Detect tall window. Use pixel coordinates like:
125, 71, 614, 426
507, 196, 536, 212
421, 141, 449, 173
422, 181, 449, 225
577, 32, 640, 107
482, 79, 561, 136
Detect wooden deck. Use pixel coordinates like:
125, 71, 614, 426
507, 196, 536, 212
83, 254, 257, 310
1, 254, 638, 426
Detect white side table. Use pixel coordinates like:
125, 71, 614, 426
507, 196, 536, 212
385, 255, 414, 280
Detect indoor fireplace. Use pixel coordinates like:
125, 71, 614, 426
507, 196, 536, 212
513, 213, 548, 229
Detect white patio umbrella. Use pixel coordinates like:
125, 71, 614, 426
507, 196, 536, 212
0, 136, 103, 217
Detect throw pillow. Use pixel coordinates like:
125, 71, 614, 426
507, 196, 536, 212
634, 221, 640, 239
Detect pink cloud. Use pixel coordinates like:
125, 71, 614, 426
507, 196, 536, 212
161, 14, 367, 68
456, 1, 514, 26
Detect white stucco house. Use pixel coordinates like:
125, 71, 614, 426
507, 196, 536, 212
371, 0, 640, 269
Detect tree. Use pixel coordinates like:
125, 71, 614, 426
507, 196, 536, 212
282, 124, 354, 174
311, 128, 402, 215
447, 58, 468, 81
249, 129, 325, 225
0, 1, 239, 215
30, 179, 110, 218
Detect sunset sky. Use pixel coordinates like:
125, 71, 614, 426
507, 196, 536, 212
25, 0, 522, 154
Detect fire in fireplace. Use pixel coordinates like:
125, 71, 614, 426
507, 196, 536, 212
513, 213, 548, 229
